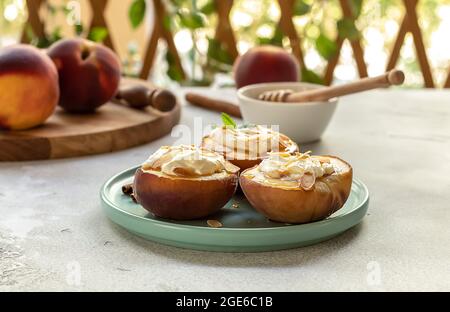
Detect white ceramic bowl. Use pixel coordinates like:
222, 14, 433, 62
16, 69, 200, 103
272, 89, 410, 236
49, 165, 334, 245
237, 82, 338, 144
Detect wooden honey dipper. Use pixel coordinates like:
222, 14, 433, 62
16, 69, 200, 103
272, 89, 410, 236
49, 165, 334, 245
258, 69, 405, 102
115, 85, 177, 112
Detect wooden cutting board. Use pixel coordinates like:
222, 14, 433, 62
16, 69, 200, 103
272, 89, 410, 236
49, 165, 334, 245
0, 78, 181, 161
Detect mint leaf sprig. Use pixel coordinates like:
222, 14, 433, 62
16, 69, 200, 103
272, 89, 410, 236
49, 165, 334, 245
221, 112, 237, 129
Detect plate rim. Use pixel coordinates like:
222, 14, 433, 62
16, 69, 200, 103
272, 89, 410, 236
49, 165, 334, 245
101, 165, 370, 233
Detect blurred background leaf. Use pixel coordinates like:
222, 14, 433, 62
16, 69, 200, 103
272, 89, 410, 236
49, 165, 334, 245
301, 68, 325, 85
349, 0, 363, 17
74, 23, 83, 36
207, 37, 233, 66
129, 0, 146, 29
315, 33, 338, 60
178, 10, 206, 29
337, 18, 359, 40
293, 0, 311, 16
200, 0, 215, 15
87, 27, 108, 43
166, 50, 184, 82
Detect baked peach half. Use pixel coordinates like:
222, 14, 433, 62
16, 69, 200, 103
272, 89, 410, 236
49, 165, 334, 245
201, 124, 298, 171
240, 152, 353, 224
134, 145, 239, 220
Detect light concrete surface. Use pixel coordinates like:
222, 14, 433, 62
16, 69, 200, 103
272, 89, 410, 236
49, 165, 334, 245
1, 89, 449, 291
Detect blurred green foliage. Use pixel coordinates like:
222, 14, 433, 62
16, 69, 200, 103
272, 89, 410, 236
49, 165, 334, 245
129, 0, 146, 29
130, 0, 447, 87
0, 0, 108, 48
1, 0, 449, 87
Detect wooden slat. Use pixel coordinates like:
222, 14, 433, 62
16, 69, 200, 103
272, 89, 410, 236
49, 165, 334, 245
20, 0, 46, 43
350, 40, 368, 77
325, 0, 367, 85
277, 0, 305, 68
404, 0, 434, 87
87, 0, 116, 51
445, 70, 450, 88
386, 17, 408, 70
386, 0, 434, 87
324, 38, 344, 85
140, 0, 185, 80
340, 0, 367, 78
215, 0, 239, 60
140, 16, 162, 80
160, 14, 185, 80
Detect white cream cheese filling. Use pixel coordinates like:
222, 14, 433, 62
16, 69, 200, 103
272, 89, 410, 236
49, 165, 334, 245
143, 145, 239, 177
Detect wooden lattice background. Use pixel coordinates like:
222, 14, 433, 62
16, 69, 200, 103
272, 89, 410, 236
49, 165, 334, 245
21, 0, 450, 88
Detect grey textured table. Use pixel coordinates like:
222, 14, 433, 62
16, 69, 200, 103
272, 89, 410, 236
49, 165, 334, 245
1, 88, 449, 291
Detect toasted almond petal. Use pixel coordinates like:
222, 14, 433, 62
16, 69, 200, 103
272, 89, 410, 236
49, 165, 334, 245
224, 161, 240, 174
265, 170, 281, 179
300, 172, 316, 191
207, 220, 223, 228
298, 151, 312, 159
316, 156, 331, 164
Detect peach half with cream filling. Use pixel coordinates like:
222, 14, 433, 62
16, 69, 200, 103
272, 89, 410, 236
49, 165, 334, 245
201, 125, 298, 171
134, 145, 239, 220
239, 152, 353, 224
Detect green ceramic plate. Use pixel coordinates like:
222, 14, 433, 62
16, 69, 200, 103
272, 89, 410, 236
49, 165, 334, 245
101, 166, 369, 252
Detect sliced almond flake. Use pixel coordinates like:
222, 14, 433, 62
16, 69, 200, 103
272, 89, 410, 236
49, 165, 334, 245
285, 145, 297, 154
317, 156, 331, 164
207, 220, 223, 228
300, 172, 316, 191
232, 203, 239, 209
224, 161, 240, 174
298, 151, 312, 159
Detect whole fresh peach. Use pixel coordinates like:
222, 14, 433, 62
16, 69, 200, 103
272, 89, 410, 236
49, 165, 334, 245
0, 45, 59, 130
47, 38, 121, 113
233, 45, 300, 89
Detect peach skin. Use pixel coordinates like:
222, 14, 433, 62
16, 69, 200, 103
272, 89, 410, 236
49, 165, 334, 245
0, 45, 59, 130
47, 38, 121, 113
233, 46, 300, 89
